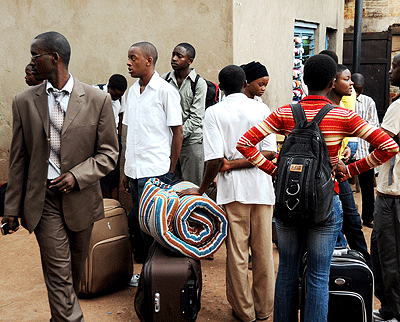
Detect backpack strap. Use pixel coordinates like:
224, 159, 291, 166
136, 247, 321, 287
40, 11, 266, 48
166, 72, 199, 97
191, 74, 200, 96
165, 72, 171, 83
312, 104, 335, 124
291, 103, 334, 125
290, 103, 307, 125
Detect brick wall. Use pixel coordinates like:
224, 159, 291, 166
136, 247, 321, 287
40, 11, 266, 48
345, 0, 399, 20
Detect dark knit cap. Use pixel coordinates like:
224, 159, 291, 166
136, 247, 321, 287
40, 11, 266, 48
240, 61, 269, 84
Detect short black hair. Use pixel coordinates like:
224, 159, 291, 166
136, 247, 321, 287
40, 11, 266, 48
336, 64, 349, 75
351, 73, 364, 86
176, 43, 196, 59
319, 50, 339, 64
303, 54, 337, 91
218, 65, 246, 95
34, 31, 71, 67
108, 74, 128, 92
131, 41, 158, 65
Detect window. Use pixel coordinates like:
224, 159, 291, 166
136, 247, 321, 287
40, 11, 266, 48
326, 27, 337, 52
293, 21, 317, 103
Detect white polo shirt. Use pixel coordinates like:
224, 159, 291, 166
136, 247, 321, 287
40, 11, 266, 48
123, 71, 182, 179
204, 93, 276, 205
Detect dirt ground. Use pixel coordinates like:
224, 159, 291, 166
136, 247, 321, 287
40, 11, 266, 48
0, 187, 378, 322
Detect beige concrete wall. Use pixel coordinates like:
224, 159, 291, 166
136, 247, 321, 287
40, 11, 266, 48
232, 0, 344, 110
0, 0, 233, 181
0, 0, 344, 182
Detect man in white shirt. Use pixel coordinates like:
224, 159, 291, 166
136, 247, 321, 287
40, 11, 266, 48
371, 53, 400, 322
121, 42, 183, 263
179, 65, 276, 322
352, 73, 380, 229
93, 74, 128, 200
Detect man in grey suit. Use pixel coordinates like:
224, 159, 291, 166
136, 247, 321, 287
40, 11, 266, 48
1, 31, 118, 321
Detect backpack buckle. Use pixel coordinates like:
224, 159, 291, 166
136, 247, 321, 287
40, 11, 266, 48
285, 198, 300, 211
286, 182, 300, 196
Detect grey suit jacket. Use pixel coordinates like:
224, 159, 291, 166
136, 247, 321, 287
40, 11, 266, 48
5, 78, 118, 232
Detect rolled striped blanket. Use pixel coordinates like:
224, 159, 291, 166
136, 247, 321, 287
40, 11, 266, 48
139, 178, 228, 259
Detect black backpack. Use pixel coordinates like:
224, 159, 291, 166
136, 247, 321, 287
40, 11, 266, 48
165, 72, 220, 109
96, 83, 106, 91
273, 103, 335, 226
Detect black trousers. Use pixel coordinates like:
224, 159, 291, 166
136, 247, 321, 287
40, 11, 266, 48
358, 168, 375, 223
371, 195, 400, 318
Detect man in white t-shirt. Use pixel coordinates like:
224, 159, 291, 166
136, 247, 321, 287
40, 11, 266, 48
371, 52, 400, 322
179, 65, 276, 322
93, 74, 127, 200
352, 73, 380, 229
121, 42, 183, 264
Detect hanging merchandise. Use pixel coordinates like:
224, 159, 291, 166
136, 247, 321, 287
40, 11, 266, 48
292, 29, 314, 103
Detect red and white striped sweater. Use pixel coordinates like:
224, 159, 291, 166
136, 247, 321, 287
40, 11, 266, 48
237, 96, 398, 192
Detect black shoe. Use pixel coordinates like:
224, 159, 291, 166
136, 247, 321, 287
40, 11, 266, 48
373, 308, 395, 321
363, 221, 374, 228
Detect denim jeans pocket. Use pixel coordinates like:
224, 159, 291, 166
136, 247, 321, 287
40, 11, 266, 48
325, 195, 343, 225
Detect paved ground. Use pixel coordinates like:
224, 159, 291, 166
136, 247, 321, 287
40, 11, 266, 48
0, 188, 378, 322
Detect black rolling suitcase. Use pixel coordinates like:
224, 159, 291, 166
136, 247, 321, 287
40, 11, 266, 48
328, 249, 373, 322
134, 242, 202, 322
300, 249, 373, 322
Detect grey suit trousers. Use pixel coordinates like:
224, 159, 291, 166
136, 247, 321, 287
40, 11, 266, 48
34, 188, 92, 322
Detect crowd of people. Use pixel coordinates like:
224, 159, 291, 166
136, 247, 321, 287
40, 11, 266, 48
2, 30, 400, 322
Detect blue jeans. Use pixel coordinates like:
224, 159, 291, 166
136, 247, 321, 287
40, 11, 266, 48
338, 180, 371, 265
335, 141, 359, 248
347, 141, 358, 161
274, 195, 342, 322
127, 172, 173, 263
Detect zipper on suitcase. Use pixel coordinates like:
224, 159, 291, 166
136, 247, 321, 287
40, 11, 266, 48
329, 291, 367, 322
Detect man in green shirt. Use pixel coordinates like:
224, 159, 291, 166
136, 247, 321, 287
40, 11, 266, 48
162, 43, 207, 186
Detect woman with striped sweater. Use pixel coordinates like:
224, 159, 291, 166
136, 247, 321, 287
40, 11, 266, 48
237, 54, 398, 322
